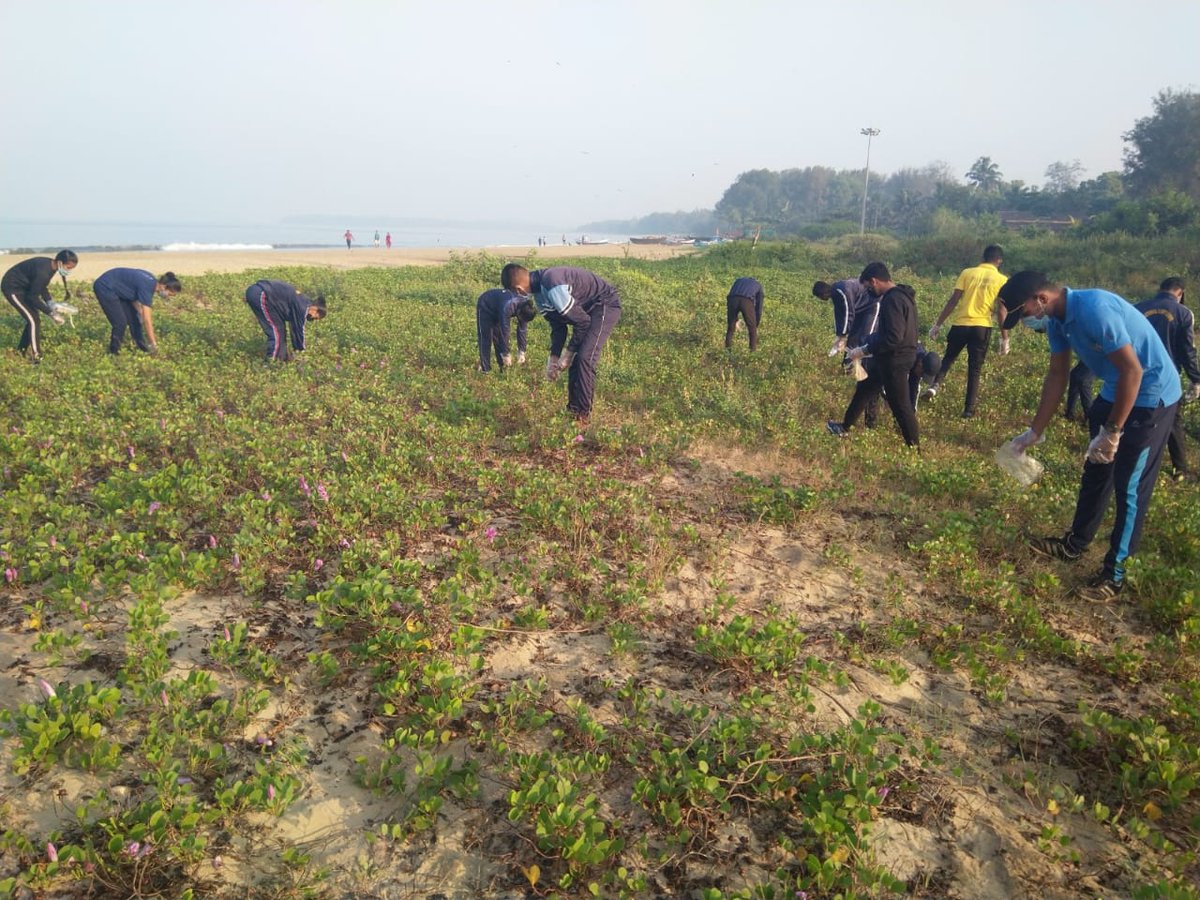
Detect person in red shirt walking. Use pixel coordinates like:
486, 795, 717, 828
343, 229, 354, 250
385, 232, 392, 249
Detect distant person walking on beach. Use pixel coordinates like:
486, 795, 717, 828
385, 232, 392, 249
923, 245, 1010, 418
92, 268, 180, 354
244, 279, 327, 362
476, 288, 536, 372
501, 263, 621, 424
2, 250, 78, 362
344, 229, 354, 250
373, 230, 380, 248
724, 276, 764, 351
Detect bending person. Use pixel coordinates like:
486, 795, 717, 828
244, 279, 326, 361
2, 250, 78, 361
501, 264, 621, 424
724, 276, 764, 351
476, 288, 536, 372
92, 268, 181, 354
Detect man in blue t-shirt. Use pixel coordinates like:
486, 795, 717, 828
1000, 271, 1182, 602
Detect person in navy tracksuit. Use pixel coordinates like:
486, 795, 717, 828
2, 250, 78, 361
1136, 276, 1200, 478
92, 268, 181, 354
476, 288, 535, 372
814, 276, 883, 426
501, 263, 621, 422
244, 279, 326, 361
724, 276, 764, 350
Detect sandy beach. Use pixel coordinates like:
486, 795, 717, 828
58, 243, 697, 279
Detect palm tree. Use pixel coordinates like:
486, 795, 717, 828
966, 156, 1003, 193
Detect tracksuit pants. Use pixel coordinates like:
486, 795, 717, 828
932, 325, 990, 415
1066, 363, 1094, 420
244, 286, 288, 360
725, 294, 760, 350
1066, 396, 1176, 582
96, 290, 150, 353
1167, 405, 1188, 476
567, 300, 621, 417
6, 291, 44, 358
842, 352, 920, 447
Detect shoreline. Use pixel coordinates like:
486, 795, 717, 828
52, 244, 699, 278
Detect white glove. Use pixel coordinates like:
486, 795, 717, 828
846, 345, 868, 362
47, 301, 59, 314
827, 337, 846, 357
1010, 428, 1045, 453
999, 332, 1010, 356
500, 354, 513, 368
559, 348, 576, 370
516, 351, 526, 365
1188, 382, 1200, 402
1086, 426, 1121, 464
546, 355, 561, 381
50, 313, 65, 326
927, 323, 941, 342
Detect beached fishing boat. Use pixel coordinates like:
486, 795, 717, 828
630, 235, 669, 245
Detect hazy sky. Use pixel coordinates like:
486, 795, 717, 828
3, 0, 1197, 228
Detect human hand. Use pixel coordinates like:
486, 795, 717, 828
999, 332, 1010, 356
546, 355, 561, 381
1188, 382, 1200, 403
1086, 426, 1121, 464
559, 349, 576, 370
1010, 428, 1044, 453
846, 345, 867, 362
827, 337, 846, 357
927, 323, 940, 342
500, 354, 513, 368
50, 313, 65, 326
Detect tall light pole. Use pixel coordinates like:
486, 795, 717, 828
859, 127, 880, 235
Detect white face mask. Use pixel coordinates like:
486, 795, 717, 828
57, 265, 70, 278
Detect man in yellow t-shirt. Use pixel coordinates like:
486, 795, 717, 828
924, 245, 1009, 417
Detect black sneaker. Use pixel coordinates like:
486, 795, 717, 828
1075, 574, 1124, 603
826, 421, 849, 437
1028, 533, 1083, 562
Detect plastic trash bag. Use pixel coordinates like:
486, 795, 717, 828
995, 440, 1045, 486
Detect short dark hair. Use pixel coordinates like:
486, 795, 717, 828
158, 272, 182, 293
997, 271, 1053, 309
54, 250, 78, 265
859, 262, 890, 283
310, 294, 327, 318
515, 298, 537, 323
812, 280, 832, 300
983, 244, 1003, 263
500, 263, 528, 290
1160, 276, 1186, 293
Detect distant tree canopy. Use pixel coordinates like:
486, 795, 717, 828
966, 157, 1004, 193
1123, 88, 1200, 200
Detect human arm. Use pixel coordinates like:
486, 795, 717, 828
1177, 306, 1200, 388
929, 289, 963, 339
546, 317, 569, 358
134, 302, 157, 349
1026, 349, 1074, 438
832, 288, 851, 338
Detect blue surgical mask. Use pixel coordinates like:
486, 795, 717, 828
1022, 315, 1049, 333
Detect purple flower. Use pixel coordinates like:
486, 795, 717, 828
148, 501, 161, 515
38, 679, 56, 700
267, 783, 276, 801
208, 534, 217, 549
317, 482, 329, 502
484, 526, 498, 543
879, 786, 890, 800
573, 434, 584, 443
299, 476, 311, 497
231, 553, 241, 571
4, 567, 15, 583
80, 600, 88, 615
177, 775, 193, 785
124, 841, 140, 857
127, 445, 135, 459
261, 491, 272, 501
46, 842, 58, 862
314, 559, 324, 572
339, 537, 351, 548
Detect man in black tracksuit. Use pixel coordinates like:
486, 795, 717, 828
814, 276, 883, 426
476, 288, 535, 372
244, 279, 326, 361
1136, 276, 1200, 477
2, 251, 78, 360
501, 263, 621, 422
827, 262, 920, 448
724, 276, 764, 350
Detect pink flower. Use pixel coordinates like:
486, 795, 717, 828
148, 501, 161, 515
267, 783, 276, 801
124, 842, 140, 857
38, 679, 56, 700
317, 482, 329, 502
80, 600, 88, 615
299, 476, 311, 497
46, 842, 58, 863
127, 445, 135, 459
231, 553, 241, 571
216, 409, 225, 419
341, 450, 349, 462
314, 559, 324, 572
261, 491, 272, 501
573, 434, 584, 443
160, 690, 170, 708
223, 625, 231, 641
339, 537, 351, 548
879, 786, 890, 800
4, 567, 15, 583
484, 527, 498, 543
208, 534, 217, 549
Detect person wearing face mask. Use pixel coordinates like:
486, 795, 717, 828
2, 250, 78, 361
813, 276, 882, 426
91, 268, 181, 354
244, 279, 327, 362
475, 288, 536, 372
1000, 271, 1181, 602
826, 262, 920, 448
500, 263, 621, 425
1135, 277, 1200, 480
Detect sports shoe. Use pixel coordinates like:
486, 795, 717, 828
1028, 533, 1083, 562
826, 421, 849, 437
1075, 574, 1124, 603
921, 385, 938, 401
961, 410, 976, 419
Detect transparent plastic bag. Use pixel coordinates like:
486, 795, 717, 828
994, 440, 1045, 486
851, 358, 869, 381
